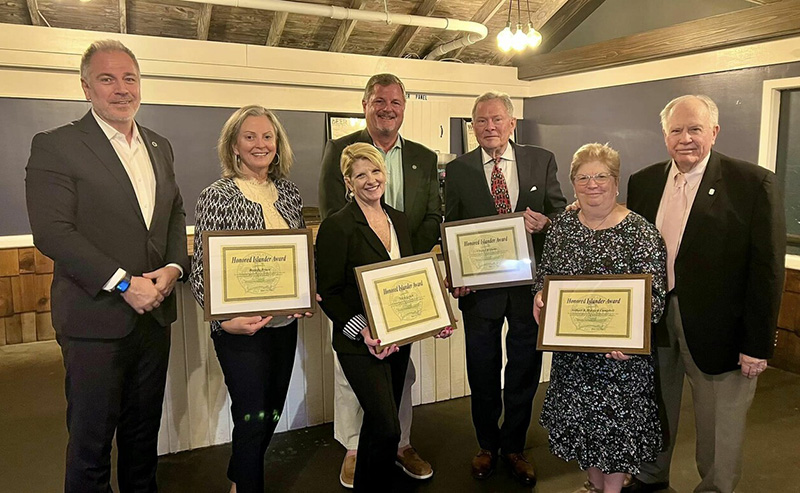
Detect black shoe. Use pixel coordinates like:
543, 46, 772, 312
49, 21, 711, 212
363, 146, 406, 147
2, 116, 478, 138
622, 476, 670, 492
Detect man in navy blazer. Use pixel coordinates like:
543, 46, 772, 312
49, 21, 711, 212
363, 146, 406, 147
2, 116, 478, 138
624, 95, 785, 493
445, 91, 566, 485
25, 40, 189, 493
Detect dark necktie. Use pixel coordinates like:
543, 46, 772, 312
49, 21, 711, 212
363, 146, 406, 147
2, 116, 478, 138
491, 158, 512, 214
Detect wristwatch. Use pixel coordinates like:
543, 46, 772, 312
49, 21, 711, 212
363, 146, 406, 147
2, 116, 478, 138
115, 272, 133, 293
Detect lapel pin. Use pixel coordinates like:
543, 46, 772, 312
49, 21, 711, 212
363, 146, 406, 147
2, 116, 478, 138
412, 164, 417, 170
530, 186, 537, 192
151, 141, 158, 147
708, 188, 715, 196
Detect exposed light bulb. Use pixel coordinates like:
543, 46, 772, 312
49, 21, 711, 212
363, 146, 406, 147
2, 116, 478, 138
497, 25, 513, 52
511, 24, 528, 51
526, 23, 542, 48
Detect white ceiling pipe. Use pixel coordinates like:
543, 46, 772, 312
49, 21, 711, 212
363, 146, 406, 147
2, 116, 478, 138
180, 0, 488, 59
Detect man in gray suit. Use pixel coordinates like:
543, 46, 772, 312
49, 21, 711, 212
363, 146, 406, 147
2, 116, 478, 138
25, 40, 189, 493
319, 73, 441, 488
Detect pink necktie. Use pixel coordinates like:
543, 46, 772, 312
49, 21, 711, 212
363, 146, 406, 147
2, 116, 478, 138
491, 159, 512, 214
661, 173, 688, 291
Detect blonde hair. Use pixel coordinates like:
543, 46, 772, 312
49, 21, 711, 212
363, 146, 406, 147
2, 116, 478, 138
80, 40, 140, 81
570, 143, 620, 182
340, 143, 388, 194
217, 105, 294, 181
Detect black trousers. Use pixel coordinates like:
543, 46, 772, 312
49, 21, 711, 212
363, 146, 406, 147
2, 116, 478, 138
213, 321, 298, 493
337, 345, 410, 492
57, 314, 170, 493
463, 295, 542, 454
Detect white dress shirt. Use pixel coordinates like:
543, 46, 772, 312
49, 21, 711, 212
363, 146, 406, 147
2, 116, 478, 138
481, 144, 520, 211
93, 111, 183, 291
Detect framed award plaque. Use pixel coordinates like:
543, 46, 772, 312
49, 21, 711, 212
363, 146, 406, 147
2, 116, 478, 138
440, 212, 536, 290
537, 274, 652, 354
202, 229, 315, 321
354, 253, 456, 350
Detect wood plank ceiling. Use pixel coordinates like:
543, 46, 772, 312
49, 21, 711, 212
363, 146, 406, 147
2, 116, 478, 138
1, 0, 799, 79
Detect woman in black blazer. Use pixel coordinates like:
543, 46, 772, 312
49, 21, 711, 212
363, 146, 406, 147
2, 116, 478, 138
316, 143, 451, 491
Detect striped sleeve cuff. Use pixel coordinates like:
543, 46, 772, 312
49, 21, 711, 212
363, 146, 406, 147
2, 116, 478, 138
343, 314, 368, 341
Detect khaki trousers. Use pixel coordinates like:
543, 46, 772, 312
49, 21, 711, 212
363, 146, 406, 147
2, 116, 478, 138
333, 349, 415, 450
638, 295, 757, 493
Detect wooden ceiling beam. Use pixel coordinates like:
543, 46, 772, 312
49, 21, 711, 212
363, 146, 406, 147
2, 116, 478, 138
448, 0, 507, 59
385, 0, 440, 57
197, 3, 212, 40
119, 0, 127, 34
26, 0, 44, 26
266, 11, 288, 46
518, 0, 800, 80
329, 0, 367, 52
533, 0, 605, 55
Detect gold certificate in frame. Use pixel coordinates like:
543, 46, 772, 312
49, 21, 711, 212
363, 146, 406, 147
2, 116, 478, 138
440, 213, 536, 290
537, 274, 652, 355
355, 253, 456, 350
202, 229, 315, 321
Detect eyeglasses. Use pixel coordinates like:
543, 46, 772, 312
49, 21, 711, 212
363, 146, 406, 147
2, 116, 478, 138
573, 172, 613, 186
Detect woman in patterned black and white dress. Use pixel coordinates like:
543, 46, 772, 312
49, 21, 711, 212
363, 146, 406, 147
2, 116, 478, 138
533, 143, 667, 493
190, 105, 311, 493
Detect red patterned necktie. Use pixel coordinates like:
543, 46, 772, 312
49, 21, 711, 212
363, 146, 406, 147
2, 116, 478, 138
491, 158, 512, 214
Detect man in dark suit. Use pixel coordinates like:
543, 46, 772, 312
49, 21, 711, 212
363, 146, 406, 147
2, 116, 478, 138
445, 91, 566, 485
25, 40, 189, 493
624, 95, 785, 493
319, 73, 441, 487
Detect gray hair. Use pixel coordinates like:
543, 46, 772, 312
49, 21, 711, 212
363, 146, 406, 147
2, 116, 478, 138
472, 91, 514, 120
660, 95, 719, 132
362, 74, 406, 103
80, 39, 140, 81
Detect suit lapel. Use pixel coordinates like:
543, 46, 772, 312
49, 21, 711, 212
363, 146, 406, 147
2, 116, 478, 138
643, 162, 671, 223
139, 125, 167, 231
349, 202, 390, 260
386, 206, 413, 257
677, 152, 722, 259
401, 137, 422, 215
77, 112, 146, 227
466, 147, 497, 213
512, 142, 531, 212
357, 129, 373, 145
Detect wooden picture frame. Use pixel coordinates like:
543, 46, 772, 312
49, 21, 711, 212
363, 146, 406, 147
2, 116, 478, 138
440, 212, 536, 290
537, 274, 652, 355
354, 253, 456, 350
202, 229, 315, 321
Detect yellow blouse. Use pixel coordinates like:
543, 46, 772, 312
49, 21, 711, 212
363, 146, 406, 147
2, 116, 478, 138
234, 177, 290, 229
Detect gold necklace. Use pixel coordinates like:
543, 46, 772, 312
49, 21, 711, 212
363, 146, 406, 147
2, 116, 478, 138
580, 204, 617, 231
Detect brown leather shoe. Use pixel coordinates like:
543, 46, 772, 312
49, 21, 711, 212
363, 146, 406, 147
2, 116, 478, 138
395, 447, 433, 480
503, 452, 537, 486
339, 454, 356, 489
471, 449, 496, 480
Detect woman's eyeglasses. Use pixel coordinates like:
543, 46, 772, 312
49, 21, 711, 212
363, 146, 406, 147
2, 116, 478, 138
573, 172, 612, 185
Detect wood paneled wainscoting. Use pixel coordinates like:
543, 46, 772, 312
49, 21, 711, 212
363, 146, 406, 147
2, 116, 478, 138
0, 244, 475, 454
0, 247, 55, 345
